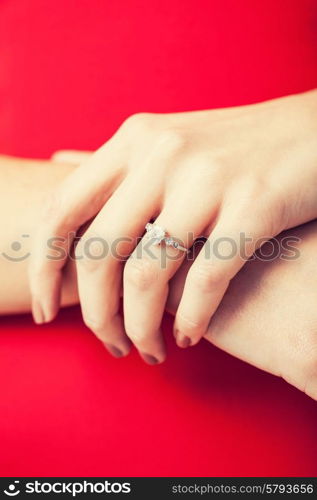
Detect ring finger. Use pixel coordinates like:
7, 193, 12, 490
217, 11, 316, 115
123, 200, 213, 364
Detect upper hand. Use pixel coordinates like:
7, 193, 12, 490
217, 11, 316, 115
28, 90, 317, 363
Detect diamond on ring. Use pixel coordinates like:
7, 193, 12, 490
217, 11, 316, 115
145, 223, 188, 252
145, 223, 166, 244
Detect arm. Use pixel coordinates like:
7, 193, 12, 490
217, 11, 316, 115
0, 155, 78, 314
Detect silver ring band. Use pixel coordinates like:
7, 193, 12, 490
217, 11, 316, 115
145, 223, 188, 253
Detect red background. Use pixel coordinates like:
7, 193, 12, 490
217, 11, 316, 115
0, 0, 317, 476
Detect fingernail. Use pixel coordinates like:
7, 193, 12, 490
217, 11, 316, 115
176, 331, 192, 348
32, 300, 45, 324
140, 352, 159, 365
104, 343, 124, 358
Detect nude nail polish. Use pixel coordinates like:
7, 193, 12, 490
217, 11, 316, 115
140, 352, 159, 365
104, 343, 124, 358
176, 332, 192, 348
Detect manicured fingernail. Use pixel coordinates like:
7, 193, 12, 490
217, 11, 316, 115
140, 352, 159, 365
176, 331, 192, 348
104, 343, 124, 358
32, 300, 45, 324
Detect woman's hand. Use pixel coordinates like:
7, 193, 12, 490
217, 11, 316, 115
2, 156, 316, 399
28, 90, 317, 364
168, 220, 317, 401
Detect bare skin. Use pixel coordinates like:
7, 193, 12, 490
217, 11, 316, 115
27, 90, 317, 364
168, 222, 317, 401
1, 155, 317, 400
0, 155, 77, 313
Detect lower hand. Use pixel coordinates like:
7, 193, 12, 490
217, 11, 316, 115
168, 220, 317, 400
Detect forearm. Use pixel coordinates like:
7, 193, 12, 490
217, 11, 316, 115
0, 155, 78, 314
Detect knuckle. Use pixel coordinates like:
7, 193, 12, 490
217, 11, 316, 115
228, 177, 268, 215
225, 181, 279, 238
75, 236, 108, 271
75, 251, 103, 273
155, 128, 188, 153
177, 313, 203, 334
83, 236, 108, 260
121, 112, 154, 133
124, 258, 158, 291
199, 154, 221, 176
190, 262, 228, 292
242, 176, 266, 202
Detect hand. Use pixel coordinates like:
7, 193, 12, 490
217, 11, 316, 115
28, 90, 317, 363
3, 152, 316, 397
167, 220, 317, 401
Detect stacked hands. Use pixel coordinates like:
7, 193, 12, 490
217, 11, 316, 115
27, 90, 317, 396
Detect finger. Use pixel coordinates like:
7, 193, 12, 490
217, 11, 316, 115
51, 150, 93, 165
76, 174, 160, 357
123, 201, 211, 364
29, 139, 125, 324
166, 239, 205, 315
174, 206, 272, 347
